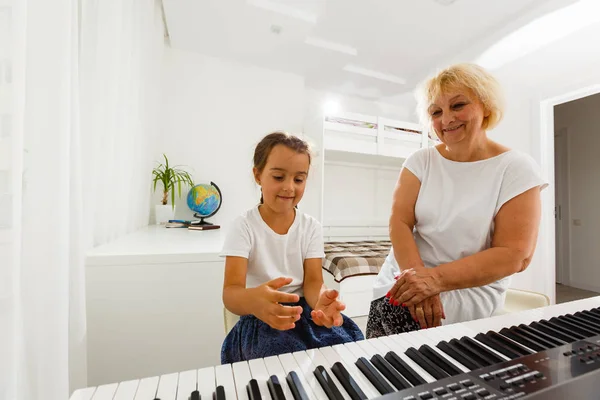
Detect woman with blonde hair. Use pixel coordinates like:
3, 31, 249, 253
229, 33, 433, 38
366, 63, 547, 337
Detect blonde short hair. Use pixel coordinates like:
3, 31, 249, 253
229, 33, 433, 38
416, 63, 505, 131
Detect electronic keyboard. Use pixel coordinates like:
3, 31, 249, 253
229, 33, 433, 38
69, 296, 600, 400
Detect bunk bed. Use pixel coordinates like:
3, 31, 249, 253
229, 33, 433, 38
307, 110, 439, 318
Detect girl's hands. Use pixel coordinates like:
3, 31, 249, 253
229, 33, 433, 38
251, 277, 303, 330
311, 289, 345, 328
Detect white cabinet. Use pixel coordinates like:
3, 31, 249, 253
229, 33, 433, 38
86, 226, 226, 386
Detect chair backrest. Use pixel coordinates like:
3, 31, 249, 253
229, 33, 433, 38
503, 288, 550, 313
223, 308, 240, 334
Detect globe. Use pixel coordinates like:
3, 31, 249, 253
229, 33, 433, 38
187, 182, 222, 224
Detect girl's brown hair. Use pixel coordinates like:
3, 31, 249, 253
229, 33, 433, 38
253, 131, 312, 204
253, 131, 312, 174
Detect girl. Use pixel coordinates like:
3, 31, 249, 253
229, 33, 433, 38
220, 131, 364, 363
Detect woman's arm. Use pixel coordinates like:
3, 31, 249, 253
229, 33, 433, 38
389, 168, 426, 272
393, 186, 542, 306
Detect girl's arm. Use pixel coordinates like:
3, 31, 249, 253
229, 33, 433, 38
222, 256, 302, 330
303, 257, 326, 309
303, 257, 345, 328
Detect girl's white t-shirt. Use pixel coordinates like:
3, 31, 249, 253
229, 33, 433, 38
373, 146, 547, 324
221, 206, 325, 296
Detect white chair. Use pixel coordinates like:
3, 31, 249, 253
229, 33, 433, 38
495, 288, 550, 315
224, 308, 240, 334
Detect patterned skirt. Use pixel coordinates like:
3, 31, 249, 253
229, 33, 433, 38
221, 297, 364, 364
366, 296, 420, 338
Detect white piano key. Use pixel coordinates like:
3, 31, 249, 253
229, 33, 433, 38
232, 362, 252, 400
177, 369, 198, 400
321, 345, 379, 399
292, 350, 329, 400
198, 367, 217, 400
216, 364, 238, 400
278, 352, 318, 400
380, 335, 436, 383
308, 348, 352, 400
134, 376, 160, 400
248, 358, 272, 400
69, 387, 96, 400
264, 355, 294, 400
90, 383, 118, 400
156, 372, 179, 400
113, 380, 140, 400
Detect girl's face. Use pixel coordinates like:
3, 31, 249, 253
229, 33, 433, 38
428, 87, 489, 146
254, 144, 309, 215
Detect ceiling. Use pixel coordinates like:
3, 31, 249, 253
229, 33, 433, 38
163, 0, 576, 104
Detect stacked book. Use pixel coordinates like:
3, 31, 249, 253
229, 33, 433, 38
165, 220, 220, 230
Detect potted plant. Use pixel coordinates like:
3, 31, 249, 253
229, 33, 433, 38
152, 154, 195, 224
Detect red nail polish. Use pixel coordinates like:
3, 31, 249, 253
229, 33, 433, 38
401, 303, 406, 307
393, 300, 400, 306
385, 292, 391, 298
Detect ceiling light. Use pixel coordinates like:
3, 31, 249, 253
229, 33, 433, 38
304, 37, 357, 56
476, 0, 600, 69
343, 64, 406, 85
323, 100, 341, 115
247, 0, 317, 24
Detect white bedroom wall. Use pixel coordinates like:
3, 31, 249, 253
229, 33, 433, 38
159, 47, 305, 226
554, 93, 600, 293
480, 21, 600, 303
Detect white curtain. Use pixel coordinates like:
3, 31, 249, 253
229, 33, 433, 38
80, 0, 165, 247
0, 0, 165, 398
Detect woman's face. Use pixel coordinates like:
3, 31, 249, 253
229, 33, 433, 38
428, 87, 489, 146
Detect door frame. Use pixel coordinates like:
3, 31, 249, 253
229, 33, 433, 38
553, 127, 570, 285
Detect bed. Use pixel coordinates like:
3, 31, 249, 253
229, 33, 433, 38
321, 240, 392, 318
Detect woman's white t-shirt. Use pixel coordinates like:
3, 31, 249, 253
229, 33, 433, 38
221, 206, 325, 296
372, 146, 547, 324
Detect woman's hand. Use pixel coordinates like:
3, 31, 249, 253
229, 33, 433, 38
251, 277, 303, 331
311, 289, 345, 328
408, 295, 445, 329
388, 268, 442, 307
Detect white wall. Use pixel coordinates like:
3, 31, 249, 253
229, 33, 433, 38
481, 21, 600, 303
554, 93, 600, 293
159, 47, 305, 226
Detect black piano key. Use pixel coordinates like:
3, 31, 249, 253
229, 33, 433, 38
384, 351, 427, 387
267, 375, 286, 400
190, 390, 201, 400
486, 331, 534, 356
589, 308, 600, 317
287, 371, 310, 400
418, 344, 463, 376
579, 310, 600, 325
518, 324, 566, 347
331, 362, 369, 400
370, 354, 411, 390
564, 314, 600, 333
460, 336, 505, 364
437, 340, 483, 370
535, 320, 582, 341
247, 379, 262, 400
500, 328, 548, 352
314, 365, 345, 400
213, 386, 226, 400
551, 316, 598, 337
529, 321, 577, 343
449, 338, 493, 367
405, 347, 449, 380
511, 326, 556, 349
543, 318, 587, 339
355, 357, 394, 395
474, 333, 521, 359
